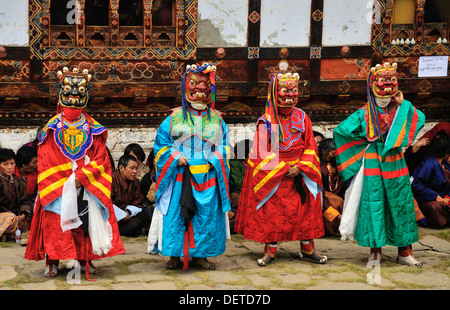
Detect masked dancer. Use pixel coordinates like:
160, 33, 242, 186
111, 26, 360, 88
25, 67, 125, 279
235, 71, 327, 266
148, 63, 231, 270
334, 62, 425, 266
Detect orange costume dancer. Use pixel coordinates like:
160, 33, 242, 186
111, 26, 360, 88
25, 67, 125, 279
235, 72, 327, 266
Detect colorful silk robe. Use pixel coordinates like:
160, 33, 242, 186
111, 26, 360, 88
25, 113, 125, 261
334, 99, 425, 248
151, 107, 231, 258
235, 107, 325, 242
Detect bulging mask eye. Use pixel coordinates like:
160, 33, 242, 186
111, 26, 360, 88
78, 86, 85, 93
64, 85, 72, 92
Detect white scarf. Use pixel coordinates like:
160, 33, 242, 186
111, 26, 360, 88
60, 156, 113, 256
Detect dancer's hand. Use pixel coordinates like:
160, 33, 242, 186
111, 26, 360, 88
286, 166, 301, 178
75, 178, 82, 188
393, 90, 404, 105
178, 156, 188, 166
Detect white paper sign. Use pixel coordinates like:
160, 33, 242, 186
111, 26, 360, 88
418, 56, 449, 77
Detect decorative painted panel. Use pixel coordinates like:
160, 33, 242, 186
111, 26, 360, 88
29, 0, 197, 60
0, 60, 30, 82
320, 58, 371, 80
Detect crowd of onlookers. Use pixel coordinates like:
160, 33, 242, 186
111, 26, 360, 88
0, 121, 449, 245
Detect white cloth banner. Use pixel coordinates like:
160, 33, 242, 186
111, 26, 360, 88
339, 158, 365, 241
147, 208, 163, 253
60, 162, 81, 232
60, 156, 113, 256
87, 191, 113, 256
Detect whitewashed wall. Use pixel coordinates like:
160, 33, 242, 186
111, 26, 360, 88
0, 0, 29, 46
0, 122, 438, 166
322, 0, 373, 46
198, 0, 314, 48
198, 0, 248, 47
260, 0, 311, 47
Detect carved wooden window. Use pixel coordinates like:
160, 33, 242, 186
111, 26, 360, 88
46, 0, 184, 48
422, 0, 448, 43
392, 0, 415, 43
389, 0, 448, 45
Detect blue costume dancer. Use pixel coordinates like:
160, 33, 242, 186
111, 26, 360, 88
147, 63, 231, 270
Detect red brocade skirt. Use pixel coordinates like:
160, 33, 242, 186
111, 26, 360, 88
25, 199, 125, 261
234, 175, 324, 243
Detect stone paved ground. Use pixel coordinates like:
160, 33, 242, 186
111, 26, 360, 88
0, 226, 448, 293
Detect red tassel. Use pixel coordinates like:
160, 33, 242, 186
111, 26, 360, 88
183, 222, 196, 271
183, 230, 189, 271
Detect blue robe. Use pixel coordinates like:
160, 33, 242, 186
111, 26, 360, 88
152, 107, 231, 258
412, 156, 450, 205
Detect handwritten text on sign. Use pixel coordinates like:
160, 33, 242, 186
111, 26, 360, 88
418, 56, 449, 77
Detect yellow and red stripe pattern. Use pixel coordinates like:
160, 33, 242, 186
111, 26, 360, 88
38, 162, 73, 205
247, 150, 289, 205
295, 148, 321, 185
38, 131, 113, 207
76, 160, 112, 204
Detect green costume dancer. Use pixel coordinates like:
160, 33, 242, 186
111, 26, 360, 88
334, 62, 425, 266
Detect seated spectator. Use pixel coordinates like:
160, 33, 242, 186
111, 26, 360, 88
22, 126, 41, 150
140, 149, 156, 208
314, 131, 324, 147
107, 146, 116, 172
124, 143, 149, 181
140, 149, 155, 233
411, 135, 450, 228
318, 138, 351, 237
229, 139, 252, 234
319, 138, 349, 199
111, 155, 152, 237
14, 146, 38, 202
0, 148, 33, 243
405, 121, 450, 174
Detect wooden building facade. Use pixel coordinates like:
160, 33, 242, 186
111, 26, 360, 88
0, 0, 448, 128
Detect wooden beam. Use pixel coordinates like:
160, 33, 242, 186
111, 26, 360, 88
310, 0, 324, 81
247, 0, 261, 82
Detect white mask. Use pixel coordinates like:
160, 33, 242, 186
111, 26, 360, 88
374, 97, 391, 108
190, 102, 208, 111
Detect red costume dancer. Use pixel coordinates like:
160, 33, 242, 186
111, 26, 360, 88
235, 72, 327, 266
25, 67, 125, 279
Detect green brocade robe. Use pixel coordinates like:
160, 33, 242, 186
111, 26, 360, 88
333, 100, 425, 248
